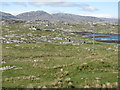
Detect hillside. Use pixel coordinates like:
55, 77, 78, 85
0, 11, 17, 19
16, 11, 102, 22
0, 10, 118, 23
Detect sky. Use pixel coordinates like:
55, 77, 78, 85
0, 0, 118, 18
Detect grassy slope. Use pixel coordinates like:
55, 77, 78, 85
1, 22, 118, 88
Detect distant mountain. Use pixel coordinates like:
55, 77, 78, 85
16, 11, 53, 21
2, 10, 117, 23
0, 11, 17, 19
100, 18, 118, 22
52, 13, 102, 22
16, 10, 102, 22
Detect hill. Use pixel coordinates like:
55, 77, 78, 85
0, 11, 17, 19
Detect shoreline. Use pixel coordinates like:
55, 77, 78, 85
95, 39, 120, 44
71, 31, 119, 35
71, 31, 119, 44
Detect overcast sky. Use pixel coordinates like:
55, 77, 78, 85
0, 0, 118, 18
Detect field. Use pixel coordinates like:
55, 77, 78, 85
1, 20, 119, 88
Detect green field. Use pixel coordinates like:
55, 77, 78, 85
1, 21, 118, 88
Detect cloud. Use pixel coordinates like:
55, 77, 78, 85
30, 2, 88, 7
29, 2, 75, 7
29, 0, 119, 2
30, 0, 64, 2
0, 1, 99, 12
30, 2, 98, 12
80, 14, 116, 18
0, 2, 10, 6
48, 2, 77, 7
0, 0, 30, 2
83, 6, 98, 12
12, 2, 27, 7
0, 0, 119, 2
0, 2, 27, 7
3, 10, 30, 15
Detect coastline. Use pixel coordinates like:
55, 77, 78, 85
71, 31, 119, 35
71, 31, 119, 44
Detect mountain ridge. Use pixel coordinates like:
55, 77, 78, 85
0, 10, 117, 22
0, 11, 17, 19
15, 10, 102, 22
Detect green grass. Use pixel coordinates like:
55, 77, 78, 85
2, 42, 118, 88
1, 22, 118, 88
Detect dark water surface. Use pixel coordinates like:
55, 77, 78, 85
83, 33, 120, 44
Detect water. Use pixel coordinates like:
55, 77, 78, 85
83, 33, 120, 44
